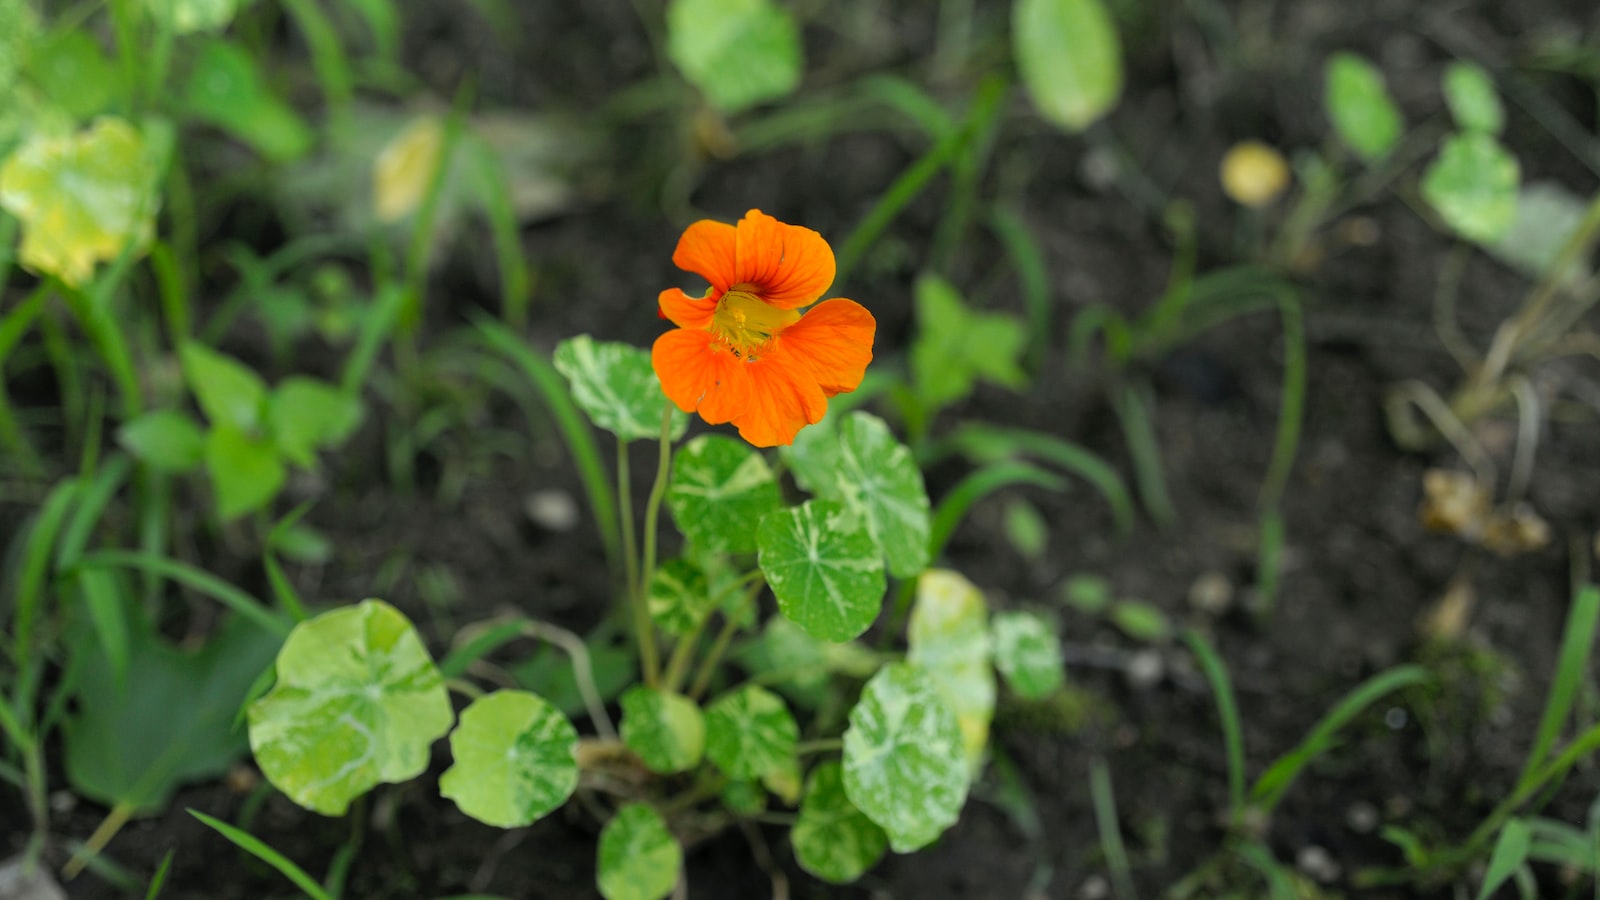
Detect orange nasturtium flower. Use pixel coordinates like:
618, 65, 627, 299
651, 209, 876, 447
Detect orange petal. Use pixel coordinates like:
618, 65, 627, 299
730, 354, 829, 447
672, 219, 737, 293
652, 328, 749, 426
658, 287, 716, 329
775, 298, 875, 396
733, 210, 836, 310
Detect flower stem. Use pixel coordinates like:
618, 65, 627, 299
635, 406, 675, 687
617, 439, 640, 600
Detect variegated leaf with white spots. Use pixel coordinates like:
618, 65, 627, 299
991, 611, 1065, 699
667, 434, 782, 554
758, 500, 885, 643
907, 570, 995, 773
438, 690, 578, 827
554, 335, 687, 443
791, 760, 888, 883
703, 684, 798, 780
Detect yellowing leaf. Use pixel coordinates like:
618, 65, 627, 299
0, 118, 159, 285
373, 116, 444, 223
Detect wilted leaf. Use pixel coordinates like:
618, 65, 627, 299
373, 115, 444, 222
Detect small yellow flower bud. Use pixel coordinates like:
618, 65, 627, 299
1220, 140, 1291, 207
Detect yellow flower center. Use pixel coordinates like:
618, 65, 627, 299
710, 289, 799, 360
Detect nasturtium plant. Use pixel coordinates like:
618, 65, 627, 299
758, 500, 887, 642
704, 684, 799, 781
912, 274, 1028, 412
785, 411, 932, 578
0, 117, 160, 285
554, 335, 688, 442
438, 690, 579, 827
248, 600, 454, 816
1013, 0, 1124, 133
666, 0, 802, 114
667, 435, 781, 554
646, 557, 714, 635
907, 570, 995, 771
791, 760, 889, 884
620, 687, 705, 775
1443, 61, 1504, 135
1423, 131, 1520, 245
184, 39, 314, 164
1325, 53, 1403, 163
991, 611, 1065, 699
597, 803, 682, 900
145, 0, 238, 34
842, 663, 969, 852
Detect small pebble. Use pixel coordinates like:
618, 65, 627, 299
1384, 707, 1408, 730
48, 791, 75, 815
1188, 571, 1233, 616
1296, 845, 1342, 884
0, 856, 66, 900
524, 489, 579, 532
1346, 801, 1380, 834
1125, 649, 1165, 690
1076, 875, 1110, 900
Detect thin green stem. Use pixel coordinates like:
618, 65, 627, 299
635, 406, 675, 688
689, 604, 749, 702
796, 738, 843, 757
618, 439, 640, 600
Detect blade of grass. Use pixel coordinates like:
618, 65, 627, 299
1477, 819, 1533, 900
0, 282, 48, 473
1089, 757, 1137, 900
930, 75, 1007, 274
1112, 380, 1175, 528
927, 461, 1066, 562
1518, 585, 1600, 791
69, 550, 292, 638
189, 810, 333, 900
1183, 630, 1246, 820
1250, 664, 1430, 815
988, 206, 1052, 372
11, 480, 81, 701
834, 128, 965, 287
144, 850, 175, 900
474, 315, 619, 570
281, 0, 353, 137
439, 620, 527, 679
339, 283, 408, 395
464, 135, 532, 330
943, 423, 1136, 534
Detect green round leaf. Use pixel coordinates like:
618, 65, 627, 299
1422, 132, 1520, 245
439, 690, 578, 827
784, 412, 931, 578
554, 335, 686, 443
1109, 600, 1171, 642
704, 684, 798, 780
666, 0, 802, 114
842, 663, 968, 853
205, 425, 286, 521
1013, 0, 1124, 133
758, 500, 886, 643
620, 687, 705, 775
269, 376, 363, 468
1443, 61, 1503, 135
991, 611, 1065, 700
1325, 53, 1403, 163
118, 409, 206, 474
0, 117, 159, 286
248, 600, 453, 816
181, 343, 268, 433
597, 804, 682, 900
791, 760, 888, 884
907, 570, 994, 770
646, 558, 714, 636
667, 435, 782, 555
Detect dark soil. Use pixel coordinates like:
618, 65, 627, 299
7, 0, 1600, 898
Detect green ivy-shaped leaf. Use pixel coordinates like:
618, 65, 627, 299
785, 412, 931, 578
184, 39, 314, 163
1443, 61, 1503, 135
666, 0, 802, 114
758, 500, 886, 642
146, 0, 238, 33
0, 117, 159, 285
667, 435, 782, 554
181, 343, 268, 433
842, 663, 968, 853
791, 760, 888, 884
620, 687, 705, 775
1325, 53, 1403, 163
269, 376, 363, 468
439, 690, 578, 827
991, 611, 1065, 700
248, 600, 453, 816
1013, 0, 1123, 133
646, 557, 713, 636
912, 274, 1028, 411
907, 570, 994, 772
118, 409, 206, 474
597, 804, 682, 900
554, 335, 687, 443
704, 684, 798, 780
1423, 132, 1520, 245
206, 425, 286, 521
